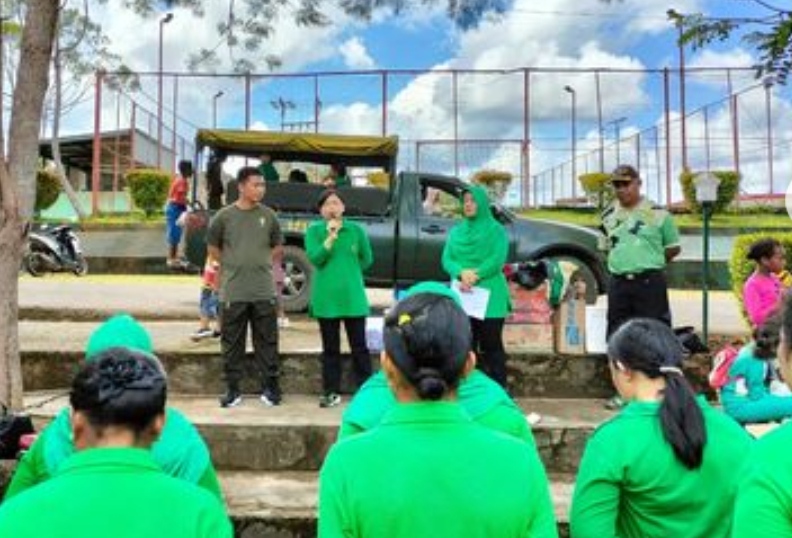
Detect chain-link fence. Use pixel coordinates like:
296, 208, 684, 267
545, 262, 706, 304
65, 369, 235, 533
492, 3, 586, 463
87, 66, 790, 211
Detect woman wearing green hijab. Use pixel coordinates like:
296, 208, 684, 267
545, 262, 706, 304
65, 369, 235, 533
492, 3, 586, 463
442, 185, 511, 387
4, 314, 222, 502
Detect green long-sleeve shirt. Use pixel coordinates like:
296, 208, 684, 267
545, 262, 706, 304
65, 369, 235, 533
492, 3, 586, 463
0, 448, 231, 538
570, 398, 751, 538
732, 421, 792, 536
441, 222, 510, 319
338, 370, 534, 446
306, 218, 372, 318
320, 402, 557, 538
5, 407, 222, 501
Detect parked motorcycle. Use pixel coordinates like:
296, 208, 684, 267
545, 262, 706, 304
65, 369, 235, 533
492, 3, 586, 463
23, 224, 88, 277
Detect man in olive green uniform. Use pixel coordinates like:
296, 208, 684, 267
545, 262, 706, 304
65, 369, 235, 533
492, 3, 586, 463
601, 164, 681, 338
208, 166, 283, 408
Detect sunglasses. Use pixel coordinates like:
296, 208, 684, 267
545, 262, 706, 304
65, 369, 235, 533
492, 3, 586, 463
612, 180, 634, 189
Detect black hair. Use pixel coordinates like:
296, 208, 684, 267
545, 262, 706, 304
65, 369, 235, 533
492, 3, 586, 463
316, 188, 344, 210
383, 293, 472, 400
755, 314, 782, 360
747, 238, 781, 262
607, 318, 706, 469
70, 347, 167, 437
178, 160, 193, 177
237, 165, 262, 184
611, 164, 639, 180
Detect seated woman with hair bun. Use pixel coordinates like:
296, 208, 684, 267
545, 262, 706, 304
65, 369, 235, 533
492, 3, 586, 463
318, 282, 557, 538
0, 348, 231, 538
570, 318, 752, 538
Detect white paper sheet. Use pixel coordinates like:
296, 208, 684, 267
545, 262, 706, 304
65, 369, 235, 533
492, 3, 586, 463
451, 280, 490, 320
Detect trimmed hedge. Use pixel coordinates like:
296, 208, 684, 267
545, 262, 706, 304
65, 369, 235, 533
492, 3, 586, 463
680, 169, 740, 214
578, 172, 612, 211
35, 169, 62, 212
729, 232, 792, 327
125, 169, 170, 217
471, 170, 512, 202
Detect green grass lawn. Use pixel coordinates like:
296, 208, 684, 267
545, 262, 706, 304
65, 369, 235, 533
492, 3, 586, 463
520, 209, 792, 230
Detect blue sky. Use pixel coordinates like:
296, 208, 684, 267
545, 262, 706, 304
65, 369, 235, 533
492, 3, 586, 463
79, 0, 790, 202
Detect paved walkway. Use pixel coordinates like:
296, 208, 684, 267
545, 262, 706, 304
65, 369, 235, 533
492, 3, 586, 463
17, 274, 748, 357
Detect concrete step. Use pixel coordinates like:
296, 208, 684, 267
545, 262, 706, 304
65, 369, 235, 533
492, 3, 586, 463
25, 393, 614, 476
19, 319, 714, 398
222, 471, 575, 538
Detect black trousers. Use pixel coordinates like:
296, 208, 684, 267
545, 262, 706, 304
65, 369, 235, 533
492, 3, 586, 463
318, 317, 372, 394
220, 300, 280, 393
470, 317, 508, 388
607, 270, 672, 339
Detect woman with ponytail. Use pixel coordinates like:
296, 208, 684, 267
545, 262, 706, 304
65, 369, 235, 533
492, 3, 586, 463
318, 282, 557, 538
570, 318, 751, 538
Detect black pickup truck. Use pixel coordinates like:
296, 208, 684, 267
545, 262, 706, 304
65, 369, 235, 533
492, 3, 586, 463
186, 129, 607, 312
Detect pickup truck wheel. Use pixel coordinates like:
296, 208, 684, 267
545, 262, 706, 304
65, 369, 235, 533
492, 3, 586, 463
281, 245, 312, 313
550, 255, 600, 305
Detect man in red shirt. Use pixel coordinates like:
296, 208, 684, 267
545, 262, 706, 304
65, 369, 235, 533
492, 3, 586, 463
166, 160, 192, 268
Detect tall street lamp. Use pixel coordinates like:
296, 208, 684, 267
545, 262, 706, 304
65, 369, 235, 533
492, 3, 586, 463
157, 12, 173, 169
563, 85, 577, 198
605, 116, 627, 164
212, 91, 224, 128
694, 171, 721, 346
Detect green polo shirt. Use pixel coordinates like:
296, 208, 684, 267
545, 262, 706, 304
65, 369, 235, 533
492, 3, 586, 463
306, 218, 372, 318
570, 398, 751, 538
600, 198, 679, 275
338, 370, 534, 447
207, 204, 283, 302
0, 448, 231, 538
319, 402, 557, 538
733, 421, 792, 536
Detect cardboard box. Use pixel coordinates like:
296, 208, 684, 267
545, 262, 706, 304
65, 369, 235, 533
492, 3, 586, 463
555, 299, 586, 355
503, 322, 554, 353
507, 282, 552, 325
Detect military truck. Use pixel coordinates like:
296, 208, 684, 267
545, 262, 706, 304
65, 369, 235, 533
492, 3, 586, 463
185, 129, 607, 312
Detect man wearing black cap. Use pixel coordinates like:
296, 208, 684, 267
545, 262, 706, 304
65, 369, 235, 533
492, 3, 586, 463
600, 164, 681, 340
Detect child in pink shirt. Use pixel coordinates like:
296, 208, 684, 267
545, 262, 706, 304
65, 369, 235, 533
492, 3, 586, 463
744, 238, 787, 328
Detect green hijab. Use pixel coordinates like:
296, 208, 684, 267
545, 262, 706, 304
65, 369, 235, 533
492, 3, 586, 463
447, 185, 502, 267
43, 314, 210, 486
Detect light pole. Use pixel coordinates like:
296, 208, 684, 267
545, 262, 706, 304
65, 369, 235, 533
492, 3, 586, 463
763, 76, 775, 194
212, 91, 224, 129
694, 171, 721, 346
563, 85, 577, 198
271, 97, 295, 131
605, 116, 627, 164
157, 12, 173, 169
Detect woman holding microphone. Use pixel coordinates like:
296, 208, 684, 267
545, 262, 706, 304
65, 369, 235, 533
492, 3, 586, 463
306, 189, 374, 407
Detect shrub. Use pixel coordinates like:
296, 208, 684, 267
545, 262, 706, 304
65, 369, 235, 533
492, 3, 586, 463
729, 232, 792, 326
367, 171, 390, 190
471, 170, 512, 202
577, 172, 612, 211
125, 168, 170, 217
35, 169, 62, 213
679, 169, 740, 214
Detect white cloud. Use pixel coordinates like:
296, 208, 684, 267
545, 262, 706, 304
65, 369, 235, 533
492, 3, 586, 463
339, 37, 376, 70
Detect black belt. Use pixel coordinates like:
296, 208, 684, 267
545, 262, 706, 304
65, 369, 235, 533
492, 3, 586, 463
613, 269, 663, 281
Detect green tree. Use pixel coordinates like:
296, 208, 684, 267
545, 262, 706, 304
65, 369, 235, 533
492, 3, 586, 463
668, 3, 792, 84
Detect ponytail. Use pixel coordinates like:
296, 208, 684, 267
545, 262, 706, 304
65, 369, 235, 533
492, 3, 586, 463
659, 372, 706, 469
608, 318, 708, 469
